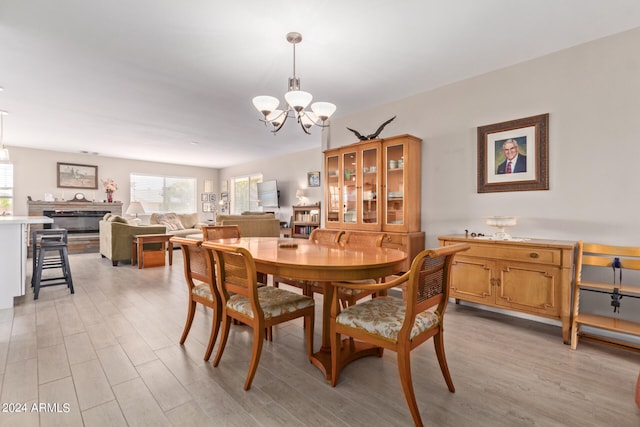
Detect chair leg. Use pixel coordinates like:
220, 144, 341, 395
60, 246, 74, 294
213, 315, 232, 367
397, 347, 423, 427
179, 300, 197, 345
433, 330, 455, 392
204, 305, 221, 362
33, 247, 46, 300
244, 324, 265, 391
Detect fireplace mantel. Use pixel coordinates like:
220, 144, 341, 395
28, 200, 123, 215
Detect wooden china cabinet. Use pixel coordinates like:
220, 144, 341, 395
323, 134, 424, 271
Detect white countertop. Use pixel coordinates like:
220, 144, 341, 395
0, 216, 53, 225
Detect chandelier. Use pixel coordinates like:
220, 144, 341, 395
252, 32, 336, 135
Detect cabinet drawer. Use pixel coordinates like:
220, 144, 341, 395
451, 243, 562, 266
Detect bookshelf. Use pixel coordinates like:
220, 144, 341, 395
292, 203, 321, 239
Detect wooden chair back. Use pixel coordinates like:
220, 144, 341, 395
178, 238, 210, 287
341, 231, 386, 248
201, 224, 241, 241
207, 243, 260, 307
576, 241, 640, 281
403, 245, 460, 329
309, 228, 343, 245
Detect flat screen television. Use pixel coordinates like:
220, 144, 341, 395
257, 180, 280, 208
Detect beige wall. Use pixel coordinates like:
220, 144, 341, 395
220, 147, 323, 225
9, 147, 218, 221
326, 26, 640, 247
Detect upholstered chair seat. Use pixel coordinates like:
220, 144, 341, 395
335, 296, 440, 342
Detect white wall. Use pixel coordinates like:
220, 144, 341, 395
220, 147, 323, 225
9, 147, 218, 221
326, 26, 640, 248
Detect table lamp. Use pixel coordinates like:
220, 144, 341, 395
126, 201, 145, 225
296, 189, 305, 205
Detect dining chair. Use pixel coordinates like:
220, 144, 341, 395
206, 242, 315, 391
201, 224, 242, 241
329, 243, 470, 427
171, 237, 221, 362
334, 230, 388, 307
273, 228, 344, 297
202, 223, 272, 287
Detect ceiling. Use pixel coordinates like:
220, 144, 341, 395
2, 0, 640, 169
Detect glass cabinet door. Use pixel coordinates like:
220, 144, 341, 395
342, 151, 357, 224
360, 146, 378, 226
325, 154, 340, 225
385, 143, 405, 226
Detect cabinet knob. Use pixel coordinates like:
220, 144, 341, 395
529, 252, 539, 259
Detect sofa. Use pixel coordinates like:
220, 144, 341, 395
149, 212, 206, 237
215, 213, 281, 237
99, 214, 167, 266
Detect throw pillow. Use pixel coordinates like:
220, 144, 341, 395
179, 213, 199, 229
103, 213, 112, 221
156, 213, 184, 231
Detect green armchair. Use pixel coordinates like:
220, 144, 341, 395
99, 216, 166, 266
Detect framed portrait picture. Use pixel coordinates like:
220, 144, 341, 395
308, 171, 320, 187
200, 193, 209, 202
57, 162, 99, 189
202, 202, 211, 212
209, 193, 216, 203
477, 113, 549, 193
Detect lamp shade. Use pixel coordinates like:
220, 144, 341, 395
311, 102, 336, 122
285, 90, 312, 112
296, 189, 305, 198
252, 96, 279, 117
126, 201, 145, 217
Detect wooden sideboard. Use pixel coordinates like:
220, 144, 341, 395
439, 235, 576, 344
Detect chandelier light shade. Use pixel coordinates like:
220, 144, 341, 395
252, 32, 336, 135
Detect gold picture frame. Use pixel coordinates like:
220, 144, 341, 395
477, 113, 549, 193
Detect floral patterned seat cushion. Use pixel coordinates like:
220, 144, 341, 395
191, 280, 213, 302
335, 296, 440, 342
227, 286, 314, 319
336, 279, 377, 296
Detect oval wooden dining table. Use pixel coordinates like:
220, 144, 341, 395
200, 236, 407, 380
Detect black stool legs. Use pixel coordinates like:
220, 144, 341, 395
32, 229, 74, 300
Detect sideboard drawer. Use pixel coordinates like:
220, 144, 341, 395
448, 242, 562, 266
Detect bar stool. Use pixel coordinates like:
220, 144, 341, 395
31, 229, 74, 300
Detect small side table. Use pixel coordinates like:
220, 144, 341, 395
132, 234, 173, 269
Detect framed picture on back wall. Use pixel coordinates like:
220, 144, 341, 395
57, 162, 99, 189
477, 113, 549, 193
308, 171, 320, 187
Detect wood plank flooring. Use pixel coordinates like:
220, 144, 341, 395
0, 251, 638, 426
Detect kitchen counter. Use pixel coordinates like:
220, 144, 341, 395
0, 216, 53, 309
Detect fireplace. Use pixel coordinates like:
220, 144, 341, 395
43, 210, 111, 234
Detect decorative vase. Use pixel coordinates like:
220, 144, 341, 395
107, 192, 113, 203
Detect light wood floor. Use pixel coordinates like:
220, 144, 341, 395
1, 251, 638, 427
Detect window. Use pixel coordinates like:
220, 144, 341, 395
130, 173, 196, 213
229, 174, 262, 214
0, 162, 13, 215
